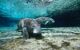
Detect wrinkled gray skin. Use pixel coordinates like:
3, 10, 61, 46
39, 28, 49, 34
17, 17, 55, 39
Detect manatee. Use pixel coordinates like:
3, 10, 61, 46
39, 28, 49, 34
16, 17, 55, 39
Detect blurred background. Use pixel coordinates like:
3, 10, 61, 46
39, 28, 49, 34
0, 0, 80, 28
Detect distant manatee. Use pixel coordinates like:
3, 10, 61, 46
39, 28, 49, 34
36, 17, 55, 25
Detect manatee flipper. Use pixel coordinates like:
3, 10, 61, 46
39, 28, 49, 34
22, 27, 29, 39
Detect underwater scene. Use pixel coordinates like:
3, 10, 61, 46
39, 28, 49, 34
0, 0, 80, 50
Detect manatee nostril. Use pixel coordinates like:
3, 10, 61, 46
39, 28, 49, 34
33, 28, 40, 33
33, 26, 41, 33
33, 29, 38, 33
